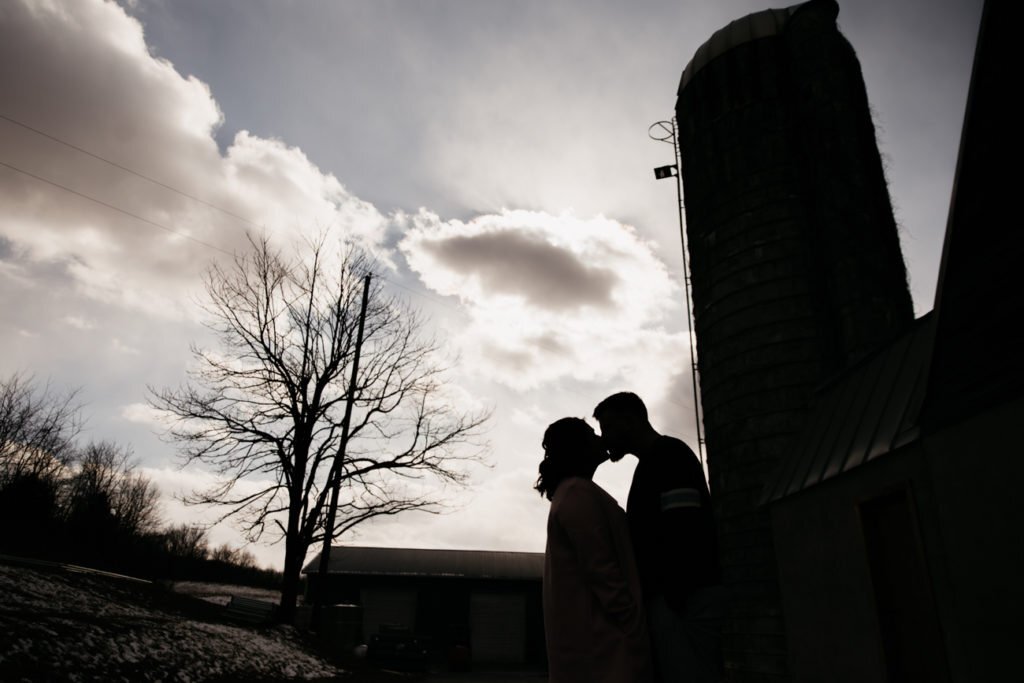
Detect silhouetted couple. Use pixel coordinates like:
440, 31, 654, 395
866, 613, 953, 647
537, 392, 725, 683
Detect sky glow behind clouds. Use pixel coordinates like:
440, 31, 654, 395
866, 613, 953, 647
0, 0, 393, 321
0, 0, 983, 568
401, 209, 684, 390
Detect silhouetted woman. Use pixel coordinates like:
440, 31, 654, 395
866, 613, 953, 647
536, 417, 653, 683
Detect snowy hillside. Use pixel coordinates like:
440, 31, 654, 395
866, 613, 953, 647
0, 563, 341, 681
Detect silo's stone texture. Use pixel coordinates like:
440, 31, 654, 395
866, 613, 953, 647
675, 1, 914, 679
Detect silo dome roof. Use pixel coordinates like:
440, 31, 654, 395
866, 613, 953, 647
677, 0, 838, 94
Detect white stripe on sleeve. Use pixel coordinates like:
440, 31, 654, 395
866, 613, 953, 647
660, 487, 701, 511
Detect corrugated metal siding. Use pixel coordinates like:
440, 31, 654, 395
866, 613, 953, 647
762, 314, 936, 504
303, 546, 544, 580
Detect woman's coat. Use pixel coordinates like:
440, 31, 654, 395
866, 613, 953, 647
543, 476, 653, 683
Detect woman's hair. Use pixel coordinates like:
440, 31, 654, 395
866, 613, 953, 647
535, 417, 596, 500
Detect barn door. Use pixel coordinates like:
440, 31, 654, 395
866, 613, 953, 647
470, 592, 526, 663
859, 488, 949, 683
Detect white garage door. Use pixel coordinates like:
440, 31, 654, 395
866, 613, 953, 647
361, 588, 417, 637
470, 593, 526, 663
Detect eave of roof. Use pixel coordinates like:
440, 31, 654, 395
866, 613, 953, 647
761, 313, 936, 504
302, 546, 544, 581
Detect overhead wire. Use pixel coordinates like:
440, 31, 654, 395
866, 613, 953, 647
0, 113, 261, 232
1, 113, 694, 416
0, 159, 236, 257
0, 114, 313, 321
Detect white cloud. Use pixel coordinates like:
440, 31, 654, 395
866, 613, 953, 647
141, 465, 285, 569
120, 402, 172, 428
63, 315, 96, 330
430, 379, 491, 418
348, 466, 549, 553
0, 0, 753, 568
0, 0, 391, 321
111, 337, 141, 356
400, 208, 689, 394
510, 404, 546, 429
348, 453, 641, 554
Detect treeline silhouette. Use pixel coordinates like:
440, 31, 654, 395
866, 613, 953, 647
0, 373, 281, 589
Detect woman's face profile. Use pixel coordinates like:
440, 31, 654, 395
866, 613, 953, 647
580, 423, 609, 467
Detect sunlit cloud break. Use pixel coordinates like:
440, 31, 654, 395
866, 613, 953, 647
399, 209, 686, 390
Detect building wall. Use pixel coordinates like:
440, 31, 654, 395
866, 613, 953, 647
769, 393, 1024, 683
307, 573, 546, 668
675, 2, 914, 679
924, 0, 1019, 428
914, 5, 1021, 678
769, 445, 949, 682
920, 395, 1024, 682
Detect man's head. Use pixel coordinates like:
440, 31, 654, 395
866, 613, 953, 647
593, 392, 650, 461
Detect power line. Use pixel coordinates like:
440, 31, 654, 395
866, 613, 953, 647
0, 115, 691, 415
0, 114, 377, 330
0, 114, 456, 309
0, 112, 658, 356
0, 154, 375, 329
0, 155, 338, 337
373, 271, 463, 311
0, 159, 638, 412
0, 112, 259, 233
0, 159, 236, 257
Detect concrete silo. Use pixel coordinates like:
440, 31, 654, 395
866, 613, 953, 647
674, 1, 914, 679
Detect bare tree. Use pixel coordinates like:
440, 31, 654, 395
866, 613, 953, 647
210, 542, 259, 569
152, 235, 489, 621
0, 373, 80, 488
0, 374, 81, 553
64, 441, 162, 537
163, 523, 209, 562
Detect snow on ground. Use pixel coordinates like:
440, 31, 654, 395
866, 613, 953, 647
171, 580, 282, 607
0, 563, 343, 681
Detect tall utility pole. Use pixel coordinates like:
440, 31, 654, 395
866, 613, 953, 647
313, 272, 371, 624
650, 119, 705, 467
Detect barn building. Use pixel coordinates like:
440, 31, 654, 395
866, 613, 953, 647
675, 0, 1019, 681
762, 1, 1019, 680
303, 546, 546, 669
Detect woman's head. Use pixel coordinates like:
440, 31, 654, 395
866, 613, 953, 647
534, 417, 606, 500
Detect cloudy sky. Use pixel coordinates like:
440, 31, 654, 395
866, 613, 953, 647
0, 0, 983, 569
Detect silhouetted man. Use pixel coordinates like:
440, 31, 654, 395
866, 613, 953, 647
594, 392, 725, 683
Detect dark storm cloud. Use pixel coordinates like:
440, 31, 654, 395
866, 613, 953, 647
421, 230, 618, 311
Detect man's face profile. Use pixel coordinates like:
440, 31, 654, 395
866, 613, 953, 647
596, 415, 629, 462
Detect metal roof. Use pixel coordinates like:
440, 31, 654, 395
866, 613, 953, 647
302, 546, 544, 581
677, 0, 835, 95
762, 313, 936, 504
